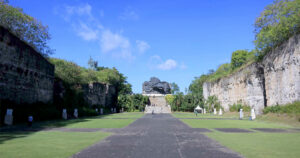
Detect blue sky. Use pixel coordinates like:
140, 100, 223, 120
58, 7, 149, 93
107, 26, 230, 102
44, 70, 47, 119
11, 0, 273, 93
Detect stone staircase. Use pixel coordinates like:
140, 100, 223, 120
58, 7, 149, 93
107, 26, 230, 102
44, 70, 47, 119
144, 95, 171, 113
145, 105, 171, 114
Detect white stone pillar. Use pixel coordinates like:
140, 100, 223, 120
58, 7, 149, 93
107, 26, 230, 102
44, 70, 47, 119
251, 108, 256, 120
74, 109, 78, 118
4, 109, 13, 125
213, 108, 217, 115
100, 108, 103, 115
62, 109, 67, 120
218, 108, 223, 115
239, 109, 243, 120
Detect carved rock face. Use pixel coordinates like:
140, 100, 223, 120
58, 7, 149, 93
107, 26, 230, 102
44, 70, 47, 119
142, 77, 171, 94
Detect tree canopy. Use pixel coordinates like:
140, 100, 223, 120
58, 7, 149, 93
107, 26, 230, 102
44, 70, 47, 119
0, 1, 53, 56
170, 82, 180, 94
254, 0, 300, 58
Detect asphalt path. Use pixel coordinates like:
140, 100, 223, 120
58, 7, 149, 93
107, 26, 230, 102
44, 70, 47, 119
72, 114, 243, 158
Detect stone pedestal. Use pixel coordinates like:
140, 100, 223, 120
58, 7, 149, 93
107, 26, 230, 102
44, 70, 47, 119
74, 109, 78, 118
213, 108, 217, 115
240, 109, 244, 119
4, 109, 13, 125
62, 109, 67, 120
251, 108, 256, 120
218, 109, 223, 115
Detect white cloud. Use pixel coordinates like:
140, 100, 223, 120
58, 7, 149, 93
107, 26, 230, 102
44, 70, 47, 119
119, 7, 139, 20
54, 3, 147, 61
100, 30, 133, 59
158, 59, 178, 70
136, 40, 150, 54
75, 22, 99, 41
149, 56, 181, 71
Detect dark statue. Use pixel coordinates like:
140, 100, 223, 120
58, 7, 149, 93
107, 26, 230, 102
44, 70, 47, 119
142, 77, 171, 94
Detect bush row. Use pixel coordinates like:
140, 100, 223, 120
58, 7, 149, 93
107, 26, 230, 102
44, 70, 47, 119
229, 103, 251, 112
263, 101, 300, 115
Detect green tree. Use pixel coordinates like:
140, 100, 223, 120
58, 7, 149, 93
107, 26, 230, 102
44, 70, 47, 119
88, 56, 98, 70
0, 1, 53, 56
165, 94, 175, 105
206, 95, 220, 112
170, 82, 180, 94
254, 0, 300, 59
231, 50, 249, 69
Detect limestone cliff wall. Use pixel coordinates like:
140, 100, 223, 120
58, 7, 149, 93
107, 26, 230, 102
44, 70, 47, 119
203, 63, 265, 113
203, 34, 300, 114
263, 34, 300, 106
0, 26, 54, 104
82, 83, 117, 107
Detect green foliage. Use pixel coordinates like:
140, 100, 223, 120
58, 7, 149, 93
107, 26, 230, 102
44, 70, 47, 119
206, 95, 222, 112
49, 58, 130, 87
0, 1, 53, 56
165, 94, 175, 105
254, 0, 300, 58
170, 82, 180, 94
87, 56, 98, 70
263, 101, 300, 114
117, 94, 149, 112
229, 103, 251, 112
231, 50, 255, 69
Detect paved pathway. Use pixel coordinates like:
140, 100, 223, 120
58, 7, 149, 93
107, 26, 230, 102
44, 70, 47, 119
72, 114, 243, 158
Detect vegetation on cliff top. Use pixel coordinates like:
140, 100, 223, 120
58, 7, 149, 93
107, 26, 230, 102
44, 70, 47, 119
254, 0, 300, 59
49, 58, 129, 87
0, 0, 53, 56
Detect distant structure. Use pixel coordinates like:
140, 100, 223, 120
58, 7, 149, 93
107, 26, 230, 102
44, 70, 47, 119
143, 77, 171, 113
142, 77, 171, 95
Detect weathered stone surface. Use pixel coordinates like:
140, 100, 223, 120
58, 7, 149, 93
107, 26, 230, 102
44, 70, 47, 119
142, 77, 171, 94
0, 26, 54, 104
81, 83, 117, 107
203, 63, 265, 113
203, 34, 300, 114
262, 34, 300, 107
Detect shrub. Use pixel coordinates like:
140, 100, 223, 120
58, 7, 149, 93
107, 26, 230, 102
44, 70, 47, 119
229, 103, 251, 112
263, 101, 300, 114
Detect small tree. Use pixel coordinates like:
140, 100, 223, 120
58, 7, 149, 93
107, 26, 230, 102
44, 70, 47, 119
88, 56, 98, 70
170, 82, 180, 94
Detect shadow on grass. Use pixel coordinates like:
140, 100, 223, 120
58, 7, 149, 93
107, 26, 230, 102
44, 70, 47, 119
0, 132, 32, 144
0, 116, 94, 144
0, 112, 140, 144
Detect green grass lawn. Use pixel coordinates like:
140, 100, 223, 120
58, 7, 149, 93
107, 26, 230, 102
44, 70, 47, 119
98, 112, 145, 119
61, 118, 136, 128
172, 112, 250, 119
0, 131, 110, 158
206, 132, 300, 158
0, 112, 143, 158
33, 112, 143, 129
181, 119, 291, 129
178, 113, 300, 158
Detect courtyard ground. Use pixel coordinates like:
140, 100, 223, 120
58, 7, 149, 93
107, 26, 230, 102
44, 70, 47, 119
0, 112, 144, 158
1, 112, 300, 158
174, 112, 300, 158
